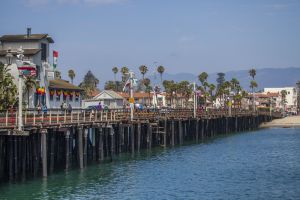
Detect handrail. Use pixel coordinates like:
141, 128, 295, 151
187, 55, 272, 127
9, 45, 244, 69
0, 108, 274, 129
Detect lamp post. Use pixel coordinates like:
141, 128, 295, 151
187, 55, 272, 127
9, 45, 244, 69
228, 91, 234, 117
129, 71, 134, 121
16, 47, 24, 131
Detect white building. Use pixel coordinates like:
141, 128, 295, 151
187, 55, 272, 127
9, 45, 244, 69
0, 28, 83, 109
82, 90, 124, 109
264, 87, 297, 112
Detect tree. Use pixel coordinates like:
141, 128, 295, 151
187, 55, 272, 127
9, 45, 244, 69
68, 69, 75, 84
139, 65, 148, 81
216, 72, 225, 89
112, 67, 118, 91
249, 68, 257, 111
0, 62, 17, 110
23, 76, 36, 108
157, 65, 165, 84
281, 90, 288, 113
177, 81, 193, 107
198, 72, 209, 107
163, 80, 178, 107
79, 70, 99, 99
112, 66, 118, 81
249, 68, 256, 80
143, 78, 152, 104
208, 84, 216, 102
121, 66, 129, 83
104, 81, 116, 90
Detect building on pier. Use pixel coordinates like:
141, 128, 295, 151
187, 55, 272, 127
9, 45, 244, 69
83, 90, 124, 109
0, 28, 83, 109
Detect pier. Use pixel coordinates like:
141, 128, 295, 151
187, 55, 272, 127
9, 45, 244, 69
0, 109, 271, 183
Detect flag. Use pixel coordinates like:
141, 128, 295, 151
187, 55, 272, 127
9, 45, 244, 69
53, 51, 58, 69
122, 79, 131, 92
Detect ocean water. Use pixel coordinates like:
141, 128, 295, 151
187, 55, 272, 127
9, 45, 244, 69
0, 128, 299, 200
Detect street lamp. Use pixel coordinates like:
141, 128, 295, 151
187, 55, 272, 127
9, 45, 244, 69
228, 91, 234, 117
16, 47, 25, 131
5, 48, 13, 65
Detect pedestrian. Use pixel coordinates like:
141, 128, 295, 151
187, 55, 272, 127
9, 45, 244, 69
42, 104, 47, 114
68, 103, 72, 114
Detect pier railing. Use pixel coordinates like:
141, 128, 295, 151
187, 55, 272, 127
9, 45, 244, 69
0, 108, 271, 129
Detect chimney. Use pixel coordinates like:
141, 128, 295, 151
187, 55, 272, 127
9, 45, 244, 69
27, 27, 31, 37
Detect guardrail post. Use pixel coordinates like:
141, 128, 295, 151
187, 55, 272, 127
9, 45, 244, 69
15, 111, 18, 127
56, 112, 59, 124
33, 111, 36, 125
71, 111, 73, 123
5, 111, 8, 126
83, 110, 86, 122
24, 111, 27, 125
49, 110, 52, 124
64, 110, 67, 123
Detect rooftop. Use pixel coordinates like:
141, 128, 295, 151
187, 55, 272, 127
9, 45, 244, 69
0, 34, 54, 43
49, 79, 83, 91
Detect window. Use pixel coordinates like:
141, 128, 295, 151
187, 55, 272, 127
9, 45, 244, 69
56, 94, 60, 101
50, 95, 53, 101
69, 94, 73, 101
41, 43, 47, 61
63, 95, 67, 101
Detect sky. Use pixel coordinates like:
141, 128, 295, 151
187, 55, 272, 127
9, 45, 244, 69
0, 0, 299, 85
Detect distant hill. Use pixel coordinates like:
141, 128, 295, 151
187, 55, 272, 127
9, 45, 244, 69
149, 67, 300, 91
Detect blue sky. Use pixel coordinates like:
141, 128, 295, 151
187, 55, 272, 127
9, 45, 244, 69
0, 0, 299, 85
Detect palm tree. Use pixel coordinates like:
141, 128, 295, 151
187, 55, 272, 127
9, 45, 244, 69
249, 68, 257, 111
208, 84, 216, 103
250, 80, 258, 111
112, 67, 118, 82
139, 65, 148, 81
24, 77, 36, 108
121, 66, 129, 83
198, 72, 209, 107
112, 67, 119, 91
281, 90, 288, 114
68, 69, 75, 84
249, 68, 256, 80
143, 78, 152, 104
157, 65, 165, 84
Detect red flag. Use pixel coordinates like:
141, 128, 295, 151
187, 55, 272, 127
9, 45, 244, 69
53, 50, 58, 57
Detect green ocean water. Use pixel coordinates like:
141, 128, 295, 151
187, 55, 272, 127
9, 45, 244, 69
0, 128, 299, 200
